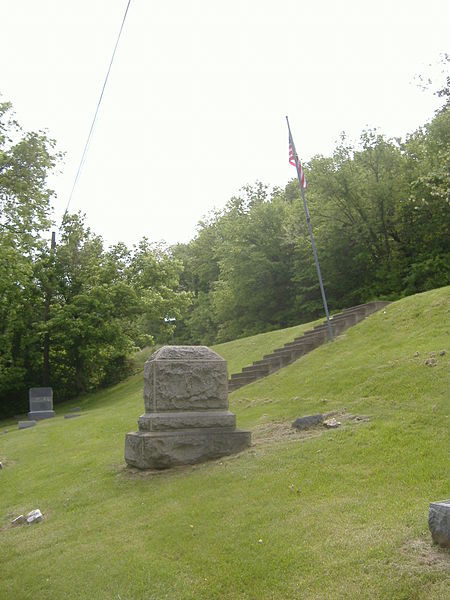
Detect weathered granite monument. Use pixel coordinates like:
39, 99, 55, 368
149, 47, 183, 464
28, 387, 55, 420
429, 500, 450, 547
125, 346, 251, 469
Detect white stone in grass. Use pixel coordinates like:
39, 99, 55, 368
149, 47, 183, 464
323, 418, 341, 429
26, 509, 43, 524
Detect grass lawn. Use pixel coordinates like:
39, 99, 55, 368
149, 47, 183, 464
0, 287, 449, 599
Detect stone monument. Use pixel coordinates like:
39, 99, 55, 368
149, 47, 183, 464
429, 500, 450, 547
28, 387, 55, 420
125, 346, 251, 469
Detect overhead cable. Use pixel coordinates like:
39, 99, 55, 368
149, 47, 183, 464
63, 0, 132, 218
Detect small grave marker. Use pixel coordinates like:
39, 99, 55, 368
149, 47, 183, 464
11, 515, 26, 526
18, 420, 36, 430
26, 509, 43, 524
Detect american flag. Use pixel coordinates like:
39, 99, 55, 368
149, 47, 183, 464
289, 137, 307, 190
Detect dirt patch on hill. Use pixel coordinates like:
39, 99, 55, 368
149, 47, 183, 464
251, 411, 370, 447
251, 419, 323, 446
401, 537, 450, 572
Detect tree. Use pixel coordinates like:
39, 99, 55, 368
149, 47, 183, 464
46, 217, 193, 398
126, 239, 193, 347
211, 185, 298, 340
0, 99, 61, 415
399, 104, 450, 293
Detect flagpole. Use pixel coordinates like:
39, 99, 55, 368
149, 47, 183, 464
286, 116, 334, 342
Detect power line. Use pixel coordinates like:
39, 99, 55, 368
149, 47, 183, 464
63, 0, 132, 219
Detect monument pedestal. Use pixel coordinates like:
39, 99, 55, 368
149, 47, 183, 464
28, 410, 55, 420
125, 346, 251, 469
125, 428, 251, 469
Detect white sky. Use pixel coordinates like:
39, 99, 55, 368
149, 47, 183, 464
1, 0, 448, 248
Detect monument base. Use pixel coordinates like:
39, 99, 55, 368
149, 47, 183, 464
28, 410, 55, 420
125, 428, 251, 469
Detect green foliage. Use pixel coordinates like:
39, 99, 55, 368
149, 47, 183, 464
0, 100, 61, 414
211, 184, 298, 340
34, 215, 192, 405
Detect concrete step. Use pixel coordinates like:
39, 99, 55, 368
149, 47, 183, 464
241, 364, 270, 375
230, 372, 257, 381
227, 301, 390, 392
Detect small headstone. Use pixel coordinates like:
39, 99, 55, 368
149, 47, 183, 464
429, 500, 450, 548
64, 413, 82, 419
439, 350, 446, 356
292, 414, 324, 430
18, 420, 36, 430
413, 351, 420, 357
125, 346, 251, 469
26, 509, 43, 524
424, 358, 437, 367
0, 461, 3, 469
11, 515, 26, 526
28, 387, 55, 420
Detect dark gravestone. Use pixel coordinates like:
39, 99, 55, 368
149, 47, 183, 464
28, 387, 55, 420
292, 414, 324, 430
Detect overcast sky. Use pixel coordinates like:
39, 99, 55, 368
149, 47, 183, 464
1, 0, 448, 248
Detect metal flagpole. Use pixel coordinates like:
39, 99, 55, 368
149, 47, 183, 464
286, 116, 334, 341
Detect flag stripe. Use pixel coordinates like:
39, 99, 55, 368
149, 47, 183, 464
289, 138, 307, 190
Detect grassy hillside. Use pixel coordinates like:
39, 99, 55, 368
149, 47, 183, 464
0, 287, 449, 599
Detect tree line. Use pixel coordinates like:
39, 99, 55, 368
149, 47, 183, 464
1, 79, 449, 416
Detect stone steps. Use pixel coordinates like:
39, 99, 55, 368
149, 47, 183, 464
228, 301, 389, 392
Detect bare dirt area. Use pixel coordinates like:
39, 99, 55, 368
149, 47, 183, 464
251, 411, 371, 447
401, 537, 450, 572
